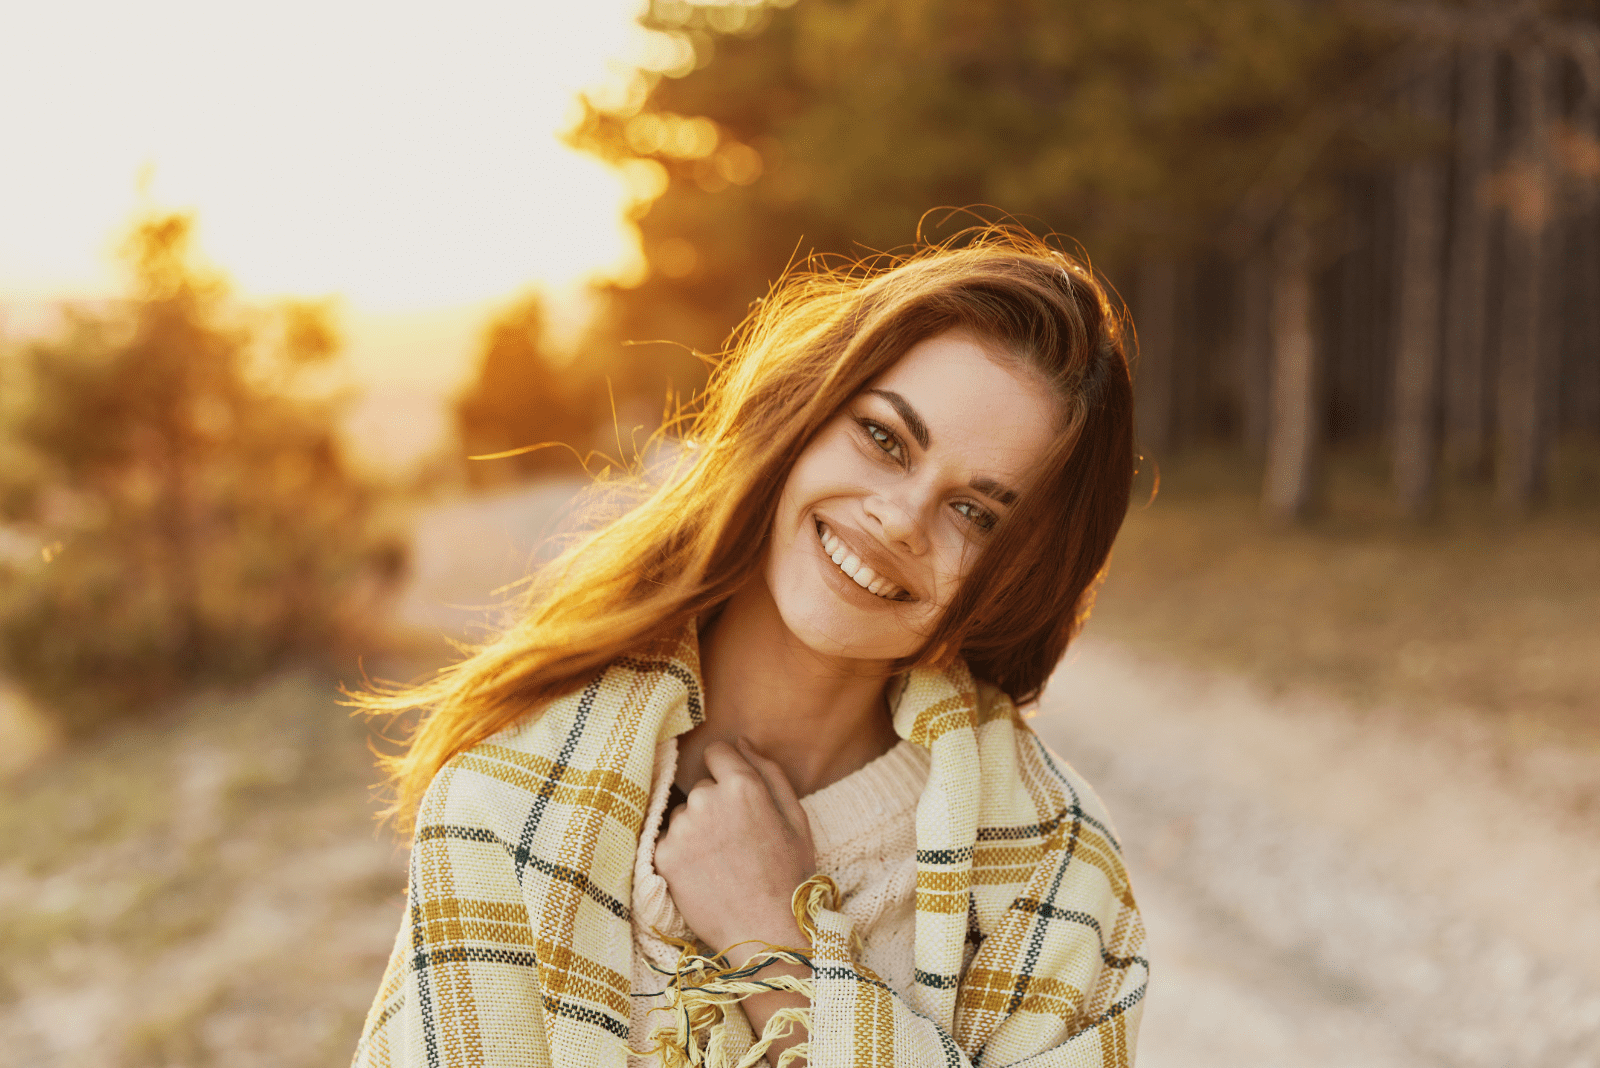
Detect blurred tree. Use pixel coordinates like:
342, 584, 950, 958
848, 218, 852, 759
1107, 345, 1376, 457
1496, 42, 1559, 511
0, 213, 404, 735
553, 0, 1600, 519
454, 293, 609, 485
576, 0, 1392, 327
1392, 51, 1450, 519
1262, 205, 1324, 523
567, 0, 1399, 511
1443, 42, 1497, 482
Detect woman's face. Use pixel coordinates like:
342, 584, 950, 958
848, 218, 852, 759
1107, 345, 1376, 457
764, 329, 1061, 663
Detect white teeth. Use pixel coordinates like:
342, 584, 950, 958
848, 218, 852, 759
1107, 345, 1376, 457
815, 519, 906, 600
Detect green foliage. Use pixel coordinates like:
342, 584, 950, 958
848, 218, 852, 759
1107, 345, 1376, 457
454, 293, 608, 483
569, 0, 1400, 363
0, 213, 404, 735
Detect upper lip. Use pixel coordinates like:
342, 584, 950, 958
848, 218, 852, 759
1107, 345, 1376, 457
816, 516, 915, 600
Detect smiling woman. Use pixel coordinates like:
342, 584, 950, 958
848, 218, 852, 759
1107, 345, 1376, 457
763, 331, 1061, 662
352, 229, 1147, 1068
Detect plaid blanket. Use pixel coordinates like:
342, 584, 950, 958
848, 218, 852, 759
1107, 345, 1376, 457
353, 627, 1147, 1067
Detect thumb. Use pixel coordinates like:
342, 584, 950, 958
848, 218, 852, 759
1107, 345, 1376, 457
737, 737, 812, 845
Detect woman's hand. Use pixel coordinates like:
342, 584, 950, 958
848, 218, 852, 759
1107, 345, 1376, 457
655, 737, 816, 954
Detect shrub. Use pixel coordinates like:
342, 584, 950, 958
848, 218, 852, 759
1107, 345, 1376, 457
0, 213, 404, 735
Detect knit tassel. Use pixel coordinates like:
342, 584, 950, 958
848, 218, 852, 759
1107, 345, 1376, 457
643, 875, 842, 1068
790, 873, 861, 957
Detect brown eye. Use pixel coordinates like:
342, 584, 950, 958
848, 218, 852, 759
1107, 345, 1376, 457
859, 419, 906, 464
953, 500, 997, 531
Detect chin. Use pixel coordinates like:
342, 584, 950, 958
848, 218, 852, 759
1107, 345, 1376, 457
784, 605, 903, 661
764, 539, 927, 664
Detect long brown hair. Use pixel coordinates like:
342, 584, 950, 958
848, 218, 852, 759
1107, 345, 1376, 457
362, 227, 1135, 826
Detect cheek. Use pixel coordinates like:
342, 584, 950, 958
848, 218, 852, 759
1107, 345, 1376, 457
929, 540, 979, 611
780, 431, 867, 512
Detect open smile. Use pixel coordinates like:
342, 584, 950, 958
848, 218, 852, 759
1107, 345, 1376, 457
814, 519, 910, 601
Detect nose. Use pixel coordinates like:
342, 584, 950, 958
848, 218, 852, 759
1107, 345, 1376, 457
863, 485, 930, 556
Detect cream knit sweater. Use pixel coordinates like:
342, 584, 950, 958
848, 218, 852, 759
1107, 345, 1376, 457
628, 737, 931, 1064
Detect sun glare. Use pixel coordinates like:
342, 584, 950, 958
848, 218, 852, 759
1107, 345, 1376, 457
0, 0, 652, 308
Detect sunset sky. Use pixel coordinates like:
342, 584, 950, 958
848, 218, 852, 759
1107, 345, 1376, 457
1, 0, 666, 468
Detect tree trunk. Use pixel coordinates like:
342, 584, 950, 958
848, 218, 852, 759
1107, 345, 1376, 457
1134, 258, 1179, 459
1262, 214, 1321, 523
1183, 256, 1225, 443
1236, 248, 1274, 452
1393, 56, 1450, 518
1496, 45, 1555, 512
1327, 176, 1385, 444
1561, 58, 1600, 438
1444, 46, 1497, 480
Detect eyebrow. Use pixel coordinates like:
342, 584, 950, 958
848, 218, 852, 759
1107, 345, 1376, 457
865, 388, 1019, 506
969, 476, 1018, 506
867, 388, 930, 449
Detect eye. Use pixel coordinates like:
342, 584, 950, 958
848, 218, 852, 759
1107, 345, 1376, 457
952, 500, 998, 532
858, 419, 906, 465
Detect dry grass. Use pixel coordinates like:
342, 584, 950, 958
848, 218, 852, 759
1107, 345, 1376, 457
1090, 444, 1600, 749
0, 666, 411, 1068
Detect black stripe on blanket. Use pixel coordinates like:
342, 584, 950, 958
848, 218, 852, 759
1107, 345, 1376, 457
418, 823, 631, 920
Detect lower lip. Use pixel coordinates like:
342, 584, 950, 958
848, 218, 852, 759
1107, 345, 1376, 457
812, 519, 900, 607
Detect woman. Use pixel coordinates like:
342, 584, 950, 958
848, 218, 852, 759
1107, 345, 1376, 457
353, 229, 1148, 1068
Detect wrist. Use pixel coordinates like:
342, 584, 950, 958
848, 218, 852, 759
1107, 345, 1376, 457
718, 919, 808, 958
739, 956, 814, 1049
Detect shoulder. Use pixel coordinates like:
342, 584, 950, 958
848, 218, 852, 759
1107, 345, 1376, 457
1023, 727, 1126, 853
975, 678, 1127, 855
415, 642, 699, 843
413, 717, 552, 847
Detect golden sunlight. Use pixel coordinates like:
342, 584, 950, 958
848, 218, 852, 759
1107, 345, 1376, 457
1, 0, 685, 470
0, 0, 655, 308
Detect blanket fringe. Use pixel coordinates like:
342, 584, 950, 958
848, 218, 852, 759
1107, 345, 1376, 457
641, 875, 842, 1068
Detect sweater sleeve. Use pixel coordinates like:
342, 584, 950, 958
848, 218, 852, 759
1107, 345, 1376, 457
805, 904, 1145, 1068
352, 759, 552, 1068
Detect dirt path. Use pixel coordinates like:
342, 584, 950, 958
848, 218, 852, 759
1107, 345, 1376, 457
0, 672, 408, 1068
5, 483, 1594, 1066
1037, 641, 1600, 1068
392, 483, 1600, 1066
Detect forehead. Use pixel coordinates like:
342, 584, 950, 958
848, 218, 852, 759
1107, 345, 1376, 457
867, 329, 1060, 481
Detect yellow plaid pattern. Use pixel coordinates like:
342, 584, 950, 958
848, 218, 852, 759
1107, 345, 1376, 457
353, 629, 1147, 1067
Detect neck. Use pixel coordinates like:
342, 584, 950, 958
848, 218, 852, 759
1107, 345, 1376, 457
685, 578, 901, 798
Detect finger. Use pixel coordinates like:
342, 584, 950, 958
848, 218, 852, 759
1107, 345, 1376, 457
737, 737, 811, 839
702, 739, 757, 784
655, 804, 688, 865
736, 736, 796, 807
657, 802, 689, 846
